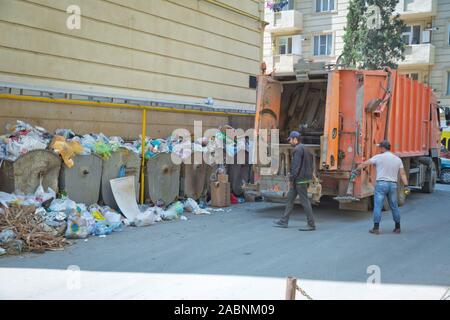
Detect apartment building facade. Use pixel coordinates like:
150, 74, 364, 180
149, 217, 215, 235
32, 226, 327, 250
0, 0, 264, 138
263, 0, 450, 107
263, 0, 349, 76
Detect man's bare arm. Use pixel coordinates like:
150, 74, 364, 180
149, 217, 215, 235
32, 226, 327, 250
356, 160, 372, 171
399, 168, 408, 186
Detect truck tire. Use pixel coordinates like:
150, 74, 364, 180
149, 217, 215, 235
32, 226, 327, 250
440, 169, 450, 184
421, 161, 437, 193
397, 180, 406, 207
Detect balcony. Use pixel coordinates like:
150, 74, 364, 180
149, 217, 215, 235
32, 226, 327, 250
273, 54, 301, 75
395, 0, 437, 19
265, 10, 303, 35
398, 44, 435, 67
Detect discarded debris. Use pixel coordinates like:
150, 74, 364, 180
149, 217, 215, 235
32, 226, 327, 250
0, 204, 68, 254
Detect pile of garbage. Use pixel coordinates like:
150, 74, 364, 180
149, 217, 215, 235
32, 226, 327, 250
0, 204, 68, 255
133, 198, 211, 227
0, 179, 215, 256
1, 120, 249, 167
0, 120, 52, 161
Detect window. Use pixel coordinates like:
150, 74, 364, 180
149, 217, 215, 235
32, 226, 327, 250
404, 0, 414, 11
448, 23, 450, 45
278, 36, 293, 55
314, 34, 333, 56
404, 73, 419, 81
402, 25, 421, 45
447, 72, 450, 95
249, 76, 257, 89
316, 0, 335, 12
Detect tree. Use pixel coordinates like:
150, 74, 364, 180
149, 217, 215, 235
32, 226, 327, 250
341, 0, 406, 70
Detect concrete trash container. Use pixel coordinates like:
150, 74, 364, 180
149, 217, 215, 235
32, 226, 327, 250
59, 154, 102, 205
0, 149, 61, 194
145, 152, 180, 205
100, 147, 140, 209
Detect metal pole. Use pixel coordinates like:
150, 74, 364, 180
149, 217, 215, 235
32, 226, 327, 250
285, 277, 297, 300
140, 109, 147, 204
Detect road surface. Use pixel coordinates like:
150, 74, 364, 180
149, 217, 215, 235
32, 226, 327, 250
1, 184, 449, 299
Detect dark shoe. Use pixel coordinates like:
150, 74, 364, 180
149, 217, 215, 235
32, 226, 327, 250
369, 228, 380, 235
273, 220, 288, 228
393, 228, 401, 234
299, 225, 316, 231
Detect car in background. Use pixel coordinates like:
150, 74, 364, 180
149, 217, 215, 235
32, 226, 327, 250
440, 157, 450, 184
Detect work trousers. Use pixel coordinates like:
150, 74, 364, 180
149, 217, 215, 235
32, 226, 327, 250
281, 183, 315, 227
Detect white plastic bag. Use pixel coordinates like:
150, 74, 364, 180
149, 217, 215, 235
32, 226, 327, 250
184, 198, 211, 215
134, 209, 156, 227
160, 207, 179, 221
50, 198, 77, 212
0, 192, 17, 207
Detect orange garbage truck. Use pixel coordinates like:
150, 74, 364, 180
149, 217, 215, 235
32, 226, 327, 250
249, 67, 442, 211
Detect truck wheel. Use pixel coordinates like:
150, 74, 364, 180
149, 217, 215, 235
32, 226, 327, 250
422, 161, 437, 193
440, 169, 450, 184
397, 180, 406, 207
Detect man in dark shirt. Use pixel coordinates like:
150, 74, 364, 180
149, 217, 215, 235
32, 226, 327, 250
274, 131, 316, 231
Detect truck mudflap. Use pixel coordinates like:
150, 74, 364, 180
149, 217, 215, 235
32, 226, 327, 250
243, 176, 322, 204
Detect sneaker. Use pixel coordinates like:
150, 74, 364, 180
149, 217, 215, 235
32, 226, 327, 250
369, 228, 380, 235
273, 220, 288, 228
298, 225, 316, 231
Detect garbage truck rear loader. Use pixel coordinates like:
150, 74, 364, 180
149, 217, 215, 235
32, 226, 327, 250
249, 68, 441, 211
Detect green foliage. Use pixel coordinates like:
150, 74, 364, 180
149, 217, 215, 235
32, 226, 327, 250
341, 0, 406, 70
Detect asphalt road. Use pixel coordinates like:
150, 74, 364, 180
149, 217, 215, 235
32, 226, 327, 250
1, 184, 450, 291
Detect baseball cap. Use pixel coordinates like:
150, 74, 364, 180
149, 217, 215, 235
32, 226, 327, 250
377, 140, 391, 150
287, 131, 301, 141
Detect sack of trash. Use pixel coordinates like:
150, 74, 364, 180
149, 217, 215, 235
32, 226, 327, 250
65, 211, 90, 239
134, 208, 156, 227
103, 210, 123, 231
160, 201, 184, 221
49, 198, 77, 212
93, 220, 113, 236
184, 198, 211, 215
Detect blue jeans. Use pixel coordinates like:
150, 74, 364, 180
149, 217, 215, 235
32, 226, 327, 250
373, 181, 401, 224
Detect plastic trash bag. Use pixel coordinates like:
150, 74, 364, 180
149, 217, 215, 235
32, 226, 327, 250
49, 198, 77, 212
93, 220, 113, 236
160, 207, 180, 221
103, 210, 123, 231
34, 181, 56, 205
0, 229, 16, 244
50, 135, 84, 168
65, 211, 90, 239
90, 208, 106, 221
55, 129, 75, 139
133, 208, 156, 227
170, 201, 184, 215
93, 141, 112, 159
184, 198, 211, 215
153, 207, 163, 222
0, 192, 17, 207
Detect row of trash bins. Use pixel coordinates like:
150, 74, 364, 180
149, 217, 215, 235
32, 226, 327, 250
0, 148, 251, 210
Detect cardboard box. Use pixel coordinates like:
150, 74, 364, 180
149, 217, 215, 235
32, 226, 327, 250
218, 173, 228, 183
210, 181, 230, 207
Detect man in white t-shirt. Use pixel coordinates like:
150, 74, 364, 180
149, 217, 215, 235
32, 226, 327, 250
357, 140, 408, 235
